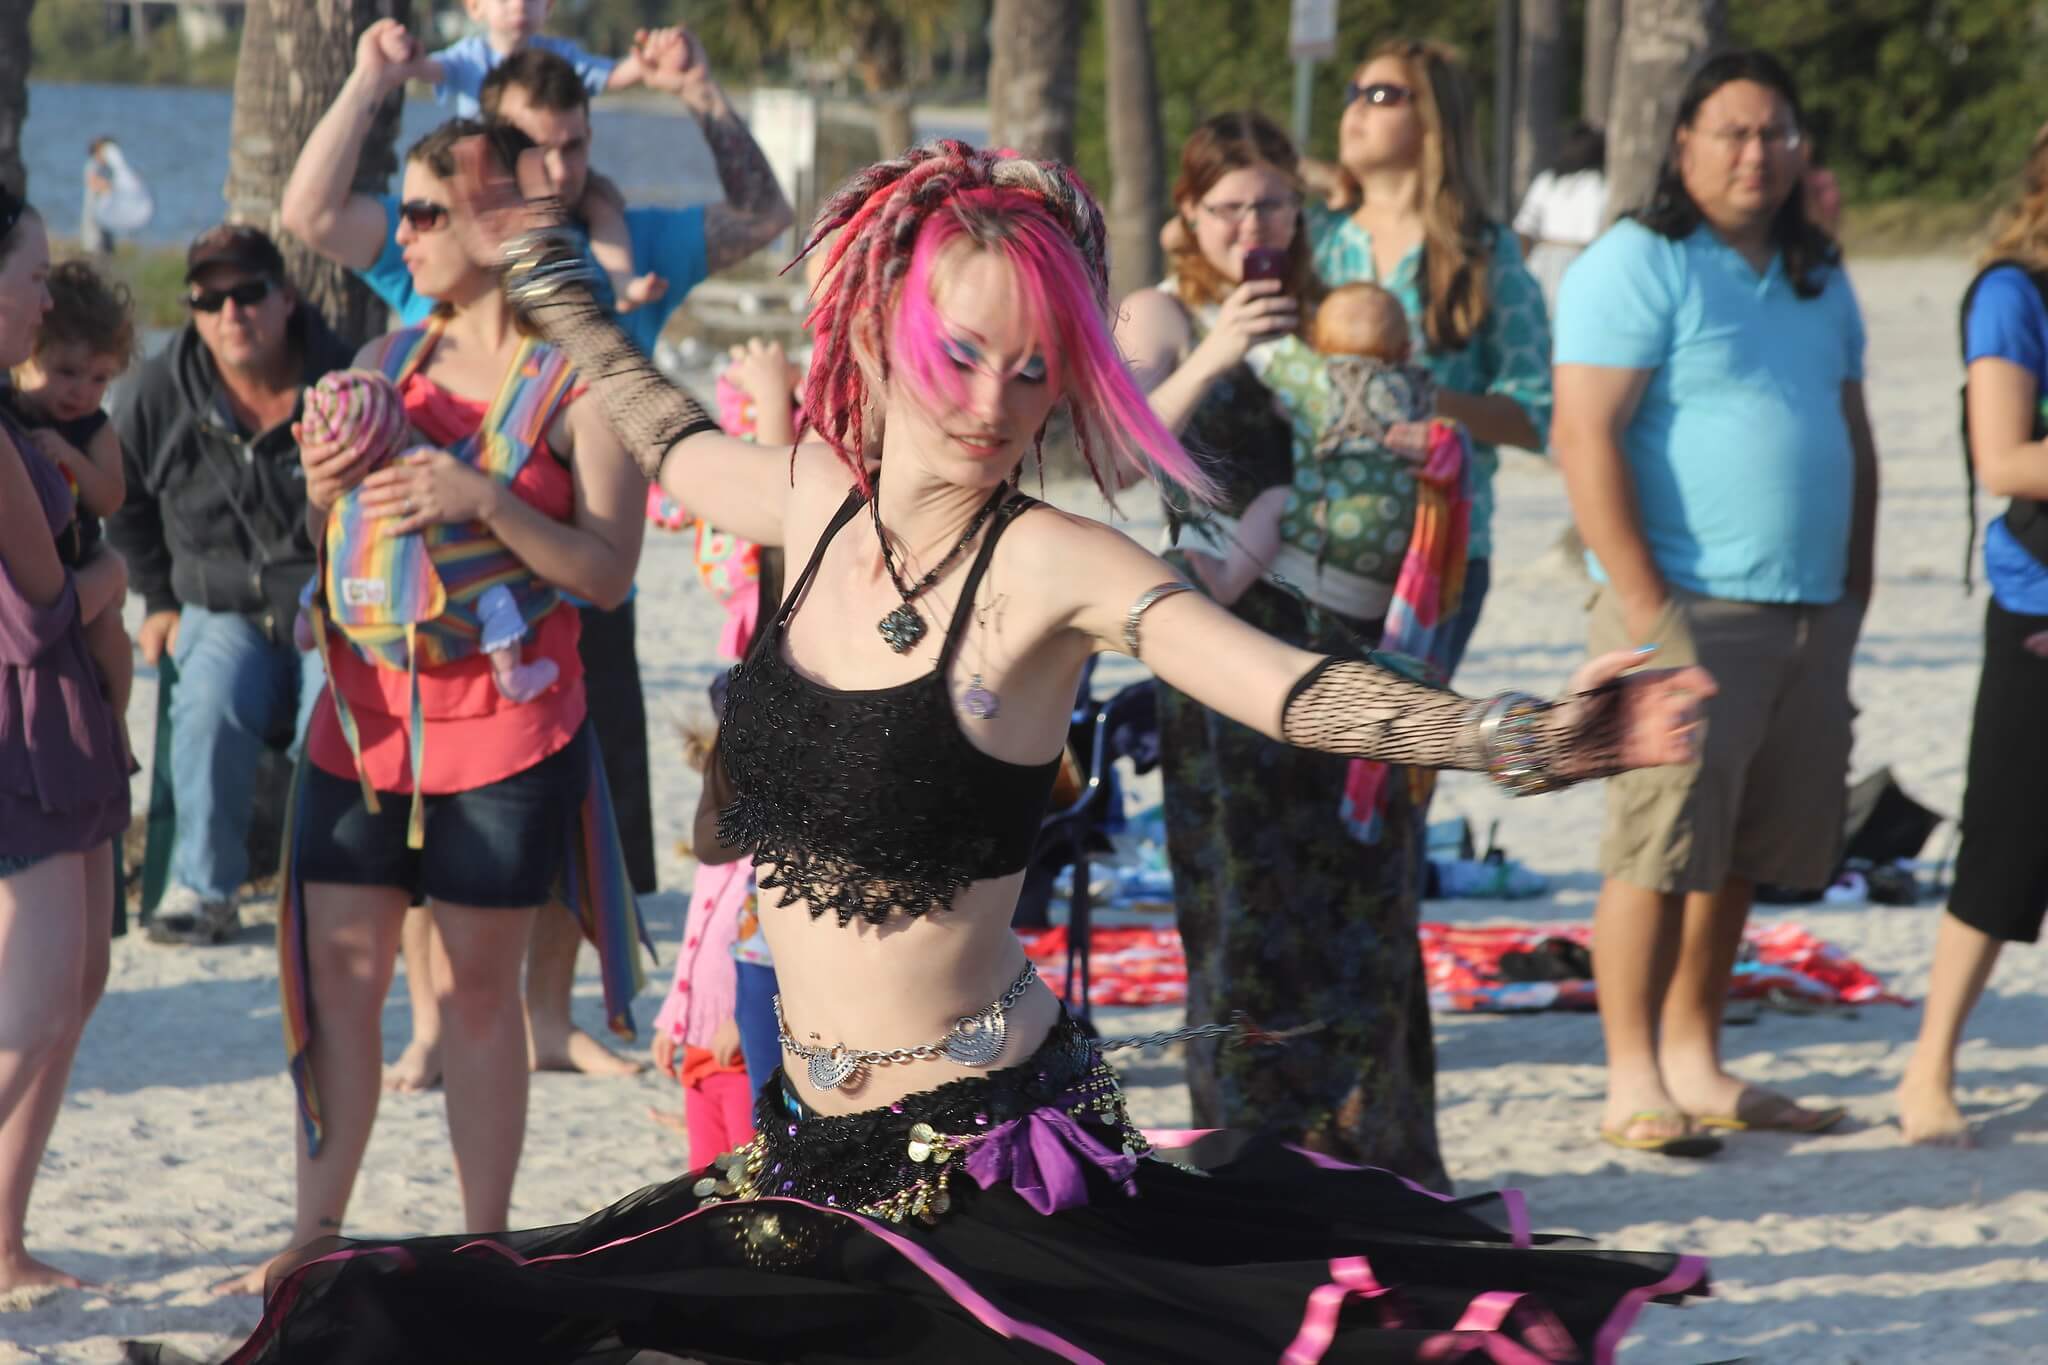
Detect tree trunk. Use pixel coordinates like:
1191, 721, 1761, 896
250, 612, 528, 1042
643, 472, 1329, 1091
1603, 0, 1725, 225
1512, 0, 1566, 205
847, 3, 917, 158
1103, 0, 1162, 301
0, 0, 31, 199
1581, 0, 1623, 128
222, 0, 411, 348
987, 0, 1084, 164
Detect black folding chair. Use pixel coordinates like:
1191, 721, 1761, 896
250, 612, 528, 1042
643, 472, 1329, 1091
1019, 658, 1159, 1029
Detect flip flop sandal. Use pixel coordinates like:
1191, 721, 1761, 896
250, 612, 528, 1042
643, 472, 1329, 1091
1598, 1110, 1725, 1158
1694, 1096, 1848, 1134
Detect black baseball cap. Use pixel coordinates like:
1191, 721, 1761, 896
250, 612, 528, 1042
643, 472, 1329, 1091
184, 223, 287, 285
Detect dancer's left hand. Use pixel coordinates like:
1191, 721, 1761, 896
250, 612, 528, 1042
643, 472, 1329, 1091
360, 449, 497, 534
1567, 647, 1716, 771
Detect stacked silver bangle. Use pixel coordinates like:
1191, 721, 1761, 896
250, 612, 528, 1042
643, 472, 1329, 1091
501, 227, 596, 309
1474, 690, 1566, 797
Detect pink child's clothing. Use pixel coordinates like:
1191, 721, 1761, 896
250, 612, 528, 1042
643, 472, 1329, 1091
653, 859, 753, 1051
657, 857, 758, 1162
680, 1061, 753, 1164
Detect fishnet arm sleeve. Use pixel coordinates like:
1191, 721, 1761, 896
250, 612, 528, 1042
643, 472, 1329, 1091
520, 283, 721, 483
1279, 657, 1630, 788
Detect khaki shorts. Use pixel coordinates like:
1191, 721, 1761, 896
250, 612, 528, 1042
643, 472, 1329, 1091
1589, 584, 1861, 894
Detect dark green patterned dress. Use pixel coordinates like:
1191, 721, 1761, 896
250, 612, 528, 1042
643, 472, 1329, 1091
1158, 333, 1448, 1193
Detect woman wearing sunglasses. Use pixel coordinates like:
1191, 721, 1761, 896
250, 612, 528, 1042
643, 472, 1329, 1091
0, 189, 132, 1293
213, 118, 646, 1296
1303, 39, 1555, 674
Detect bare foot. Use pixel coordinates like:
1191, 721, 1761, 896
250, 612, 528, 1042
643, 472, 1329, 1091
383, 1038, 442, 1093
0, 1248, 92, 1295
647, 1105, 688, 1135
210, 1262, 273, 1298
531, 1026, 649, 1077
1897, 1075, 1974, 1147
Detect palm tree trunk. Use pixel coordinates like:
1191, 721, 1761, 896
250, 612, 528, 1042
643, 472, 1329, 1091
0, 0, 32, 198
1582, 0, 1623, 128
987, 0, 1084, 163
222, 0, 411, 348
1513, 0, 1566, 204
847, 3, 917, 158
1603, 0, 1726, 224
1104, 0, 1163, 301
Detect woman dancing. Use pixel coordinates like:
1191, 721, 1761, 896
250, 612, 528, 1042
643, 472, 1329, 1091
226, 137, 1712, 1363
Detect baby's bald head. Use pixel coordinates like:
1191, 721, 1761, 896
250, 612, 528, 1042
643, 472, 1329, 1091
1310, 284, 1411, 363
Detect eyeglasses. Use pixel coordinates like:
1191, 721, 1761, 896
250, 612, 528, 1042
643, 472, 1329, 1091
186, 279, 273, 312
1697, 123, 1805, 154
398, 198, 451, 232
1345, 82, 1414, 109
1197, 195, 1301, 227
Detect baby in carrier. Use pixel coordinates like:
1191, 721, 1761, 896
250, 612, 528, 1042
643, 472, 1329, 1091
292, 368, 557, 703
1185, 282, 1438, 605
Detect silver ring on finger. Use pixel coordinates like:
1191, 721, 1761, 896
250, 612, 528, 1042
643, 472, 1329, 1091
403, 497, 416, 516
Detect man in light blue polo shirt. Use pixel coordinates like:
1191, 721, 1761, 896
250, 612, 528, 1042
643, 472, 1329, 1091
1553, 50, 1877, 1158
278, 22, 791, 1082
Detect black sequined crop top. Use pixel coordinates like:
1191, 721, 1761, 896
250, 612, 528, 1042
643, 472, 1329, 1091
717, 487, 1064, 926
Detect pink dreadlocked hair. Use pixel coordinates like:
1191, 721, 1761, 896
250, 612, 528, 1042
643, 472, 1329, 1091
792, 139, 1214, 503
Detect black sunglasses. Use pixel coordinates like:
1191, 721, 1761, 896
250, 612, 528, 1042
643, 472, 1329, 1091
1346, 81, 1414, 108
0, 188, 24, 243
398, 198, 451, 232
186, 279, 273, 313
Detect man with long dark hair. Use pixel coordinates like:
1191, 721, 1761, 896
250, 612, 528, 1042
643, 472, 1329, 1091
1551, 49, 1878, 1155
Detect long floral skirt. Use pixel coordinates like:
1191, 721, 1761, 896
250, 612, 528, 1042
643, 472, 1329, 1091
1157, 572, 1448, 1191
222, 1016, 1705, 1364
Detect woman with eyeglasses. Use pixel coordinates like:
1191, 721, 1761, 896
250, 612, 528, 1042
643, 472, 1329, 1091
1302, 39, 1555, 673
212, 118, 648, 1295
1116, 111, 1457, 1189
0, 189, 132, 1293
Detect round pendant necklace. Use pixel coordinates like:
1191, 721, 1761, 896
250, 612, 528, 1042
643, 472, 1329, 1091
870, 479, 1009, 654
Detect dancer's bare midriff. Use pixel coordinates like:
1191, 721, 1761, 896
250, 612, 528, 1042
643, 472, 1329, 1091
761, 872, 1065, 1116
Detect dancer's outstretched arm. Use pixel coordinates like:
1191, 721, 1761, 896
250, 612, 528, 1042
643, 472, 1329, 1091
1040, 511, 1712, 786
444, 136, 817, 548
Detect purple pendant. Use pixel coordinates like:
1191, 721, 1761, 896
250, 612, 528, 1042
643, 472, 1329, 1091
963, 677, 1000, 719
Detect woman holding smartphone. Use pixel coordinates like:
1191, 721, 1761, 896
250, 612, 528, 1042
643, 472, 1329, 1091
1116, 111, 1453, 1189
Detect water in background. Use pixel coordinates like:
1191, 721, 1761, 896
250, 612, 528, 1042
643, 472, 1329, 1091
23, 80, 978, 249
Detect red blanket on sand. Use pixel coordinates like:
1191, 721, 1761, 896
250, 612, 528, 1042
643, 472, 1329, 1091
1017, 920, 1906, 1013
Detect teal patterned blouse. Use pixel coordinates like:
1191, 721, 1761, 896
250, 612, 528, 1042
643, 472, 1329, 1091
1303, 202, 1554, 558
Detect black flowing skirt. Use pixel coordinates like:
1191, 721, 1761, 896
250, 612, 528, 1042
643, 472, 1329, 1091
223, 1018, 1707, 1364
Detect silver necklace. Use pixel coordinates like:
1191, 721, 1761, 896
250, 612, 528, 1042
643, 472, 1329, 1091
776, 963, 1038, 1091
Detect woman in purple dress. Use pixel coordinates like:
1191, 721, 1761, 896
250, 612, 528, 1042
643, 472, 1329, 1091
0, 187, 133, 1293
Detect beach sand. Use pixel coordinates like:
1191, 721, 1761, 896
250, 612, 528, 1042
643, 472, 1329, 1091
6, 253, 2044, 1362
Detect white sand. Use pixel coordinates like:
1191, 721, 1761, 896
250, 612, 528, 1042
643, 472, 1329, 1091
8, 253, 2046, 1362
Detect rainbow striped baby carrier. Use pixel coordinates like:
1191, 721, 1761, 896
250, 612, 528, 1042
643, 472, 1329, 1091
308, 315, 578, 846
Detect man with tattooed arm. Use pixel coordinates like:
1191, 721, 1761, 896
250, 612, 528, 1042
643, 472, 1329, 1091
279, 20, 792, 1088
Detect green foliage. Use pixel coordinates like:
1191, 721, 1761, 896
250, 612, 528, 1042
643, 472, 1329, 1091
1728, 0, 2048, 202
29, 4, 240, 87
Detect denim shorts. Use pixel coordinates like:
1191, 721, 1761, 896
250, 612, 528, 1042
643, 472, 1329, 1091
294, 724, 592, 908
0, 850, 51, 880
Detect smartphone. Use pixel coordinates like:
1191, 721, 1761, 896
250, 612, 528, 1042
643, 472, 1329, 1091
1241, 246, 1288, 282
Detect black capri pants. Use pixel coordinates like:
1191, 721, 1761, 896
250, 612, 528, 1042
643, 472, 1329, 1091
1950, 598, 2048, 944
